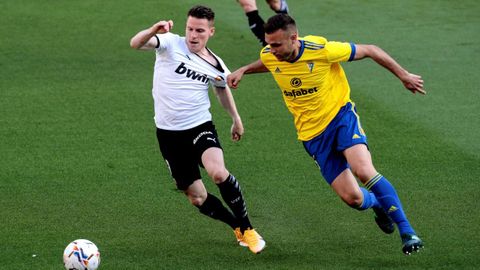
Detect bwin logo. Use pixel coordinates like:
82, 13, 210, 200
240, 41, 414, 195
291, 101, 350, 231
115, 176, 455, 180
175, 62, 209, 83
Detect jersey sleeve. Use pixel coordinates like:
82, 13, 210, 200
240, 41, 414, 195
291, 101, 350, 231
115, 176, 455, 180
211, 76, 227, 88
211, 71, 228, 88
208, 55, 230, 88
325, 41, 356, 63
155, 32, 176, 53
259, 46, 268, 63
259, 46, 273, 72
211, 70, 228, 88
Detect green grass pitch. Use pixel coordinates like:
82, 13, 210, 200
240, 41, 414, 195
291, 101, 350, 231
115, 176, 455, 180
1, 0, 479, 269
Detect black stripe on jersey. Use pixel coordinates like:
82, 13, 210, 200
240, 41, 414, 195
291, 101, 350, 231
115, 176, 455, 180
155, 35, 160, 48
262, 47, 271, 53
194, 47, 225, 72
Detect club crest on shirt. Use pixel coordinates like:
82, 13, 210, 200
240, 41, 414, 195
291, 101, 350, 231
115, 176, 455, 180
307, 62, 314, 73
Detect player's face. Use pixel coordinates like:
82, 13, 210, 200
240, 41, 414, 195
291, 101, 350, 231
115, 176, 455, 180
185, 16, 214, 53
265, 29, 298, 62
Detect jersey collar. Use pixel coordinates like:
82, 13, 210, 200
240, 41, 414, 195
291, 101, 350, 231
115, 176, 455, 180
288, 40, 305, 63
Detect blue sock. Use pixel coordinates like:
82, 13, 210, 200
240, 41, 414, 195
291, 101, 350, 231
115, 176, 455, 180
356, 188, 381, 210
366, 174, 415, 235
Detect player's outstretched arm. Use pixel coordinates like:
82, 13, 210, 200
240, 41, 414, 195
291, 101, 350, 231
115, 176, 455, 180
227, 59, 269, 89
130, 20, 174, 50
213, 86, 244, 141
354, 44, 426, 95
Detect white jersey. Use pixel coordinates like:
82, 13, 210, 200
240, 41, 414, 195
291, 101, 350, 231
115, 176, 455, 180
152, 32, 230, 130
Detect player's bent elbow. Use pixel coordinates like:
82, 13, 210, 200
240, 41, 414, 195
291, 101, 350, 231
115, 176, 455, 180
130, 40, 141, 49
355, 44, 379, 60
129, 38, 146, 50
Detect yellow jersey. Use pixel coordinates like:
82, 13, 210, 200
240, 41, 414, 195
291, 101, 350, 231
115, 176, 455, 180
260, 35, 355, 141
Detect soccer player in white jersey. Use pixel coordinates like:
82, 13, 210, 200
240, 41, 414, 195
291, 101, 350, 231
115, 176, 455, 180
130, 5, 265, 254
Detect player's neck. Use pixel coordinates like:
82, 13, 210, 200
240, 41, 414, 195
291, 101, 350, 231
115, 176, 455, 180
287, 40, 301, 62
197, 48, 210, 57
195, 48, 218, 67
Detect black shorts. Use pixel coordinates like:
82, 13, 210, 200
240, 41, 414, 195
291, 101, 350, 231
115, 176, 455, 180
156, 121, 223, 190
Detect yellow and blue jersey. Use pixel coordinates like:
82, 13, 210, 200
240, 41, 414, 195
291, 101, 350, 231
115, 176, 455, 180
260, 35, 356, 141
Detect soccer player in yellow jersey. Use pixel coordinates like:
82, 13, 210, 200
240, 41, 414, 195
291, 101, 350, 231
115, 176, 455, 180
227, 14, 425, 255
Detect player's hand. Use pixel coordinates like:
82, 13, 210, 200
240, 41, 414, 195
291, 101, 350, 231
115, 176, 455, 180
151, 20, 173, 34
402, 73, 426, 95
227, 70, 244, 89
231, 117, 244, 141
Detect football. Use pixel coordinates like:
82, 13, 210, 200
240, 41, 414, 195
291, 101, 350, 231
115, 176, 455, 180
63, 239, 101, 270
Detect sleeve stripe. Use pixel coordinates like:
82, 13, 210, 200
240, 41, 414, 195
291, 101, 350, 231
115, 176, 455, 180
348, 42, 356, 61
304, 41, 324, 49
155, 35, 160, 48
304, 45, 324, 50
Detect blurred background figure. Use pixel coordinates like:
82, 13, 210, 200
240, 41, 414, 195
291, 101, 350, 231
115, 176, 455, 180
236, 0, 289, 46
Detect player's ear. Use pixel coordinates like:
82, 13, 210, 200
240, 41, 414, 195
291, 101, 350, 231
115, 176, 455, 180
292, 30, 298, 40
209, 26, 215, 37
290, 31, 298, 44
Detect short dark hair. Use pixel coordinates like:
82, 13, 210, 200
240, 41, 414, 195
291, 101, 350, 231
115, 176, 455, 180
264, 14, 296, 34
188, 5, 215, 22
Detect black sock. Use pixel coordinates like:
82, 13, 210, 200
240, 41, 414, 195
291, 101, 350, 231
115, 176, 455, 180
246, 10, 267, 46
197, 193, 238, 229
217, 175, 252, 232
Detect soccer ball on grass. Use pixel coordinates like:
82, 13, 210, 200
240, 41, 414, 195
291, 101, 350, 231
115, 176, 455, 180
63, 239, 100, 270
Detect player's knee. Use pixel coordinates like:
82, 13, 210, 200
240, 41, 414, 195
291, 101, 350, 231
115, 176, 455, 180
342, 193, 363, 209
352, 166, 377, 183
208, 168, 229, 184
187, 192, 207, 207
